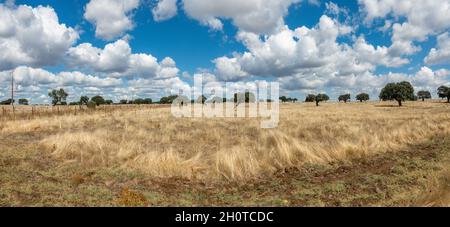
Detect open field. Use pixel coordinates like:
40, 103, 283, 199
1, 101, 450, 206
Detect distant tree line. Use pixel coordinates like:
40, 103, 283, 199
279, 96, 298, 103
4, 83, 449, 108
158, 92, 258, 105
119, 98, 153, 105
45, 89, 155, 107
0, 98, 29, 105
0, 99, 14, 105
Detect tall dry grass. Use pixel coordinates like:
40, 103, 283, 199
1, 101, 450, 181
417, 167, 450, 207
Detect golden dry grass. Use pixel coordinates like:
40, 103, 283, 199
417, 166, 450, 207
2, 101, 450, 183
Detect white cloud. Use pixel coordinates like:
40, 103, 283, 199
207, 12, 448, 99
425, 32, 450, 65
66, 39, 180, 79
66, 40, 130, 72
0, 66, 124, 103
213, 15, 406, 81
308, 0, 321, 7
10, 66, 121, 88
0, 4, 79, 71
359, 0, 450, 56
57, 71, 122, 87
213, 56, 248, 81
182, 0, 300, 34
127, 76, 191, 98
352, 36, 409, 67
152, 0, 178, 21
11, 67, 56, 87
411, 66, 449, 91
84, 0, 140, 40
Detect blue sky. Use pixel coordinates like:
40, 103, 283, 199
1, 0, 449, 103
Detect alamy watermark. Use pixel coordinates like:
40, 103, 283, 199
171, 75, 280, 129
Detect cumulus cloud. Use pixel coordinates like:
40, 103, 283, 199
10, 66, 121, 88
0, 66, 123, 103
213, 56, 248, 81
127, 76, 191, 98
0, 4, 79, 71
212, 15, 407, 81
425, 32, 450, 65
84, 0, 140, 40
152, 0, 178, 21
182, 0, 300, 34
208, 11, 449, 99
66, 39, 180, 78
359, 0, 450, 56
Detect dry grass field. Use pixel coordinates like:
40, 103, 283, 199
1, 101, 450, 206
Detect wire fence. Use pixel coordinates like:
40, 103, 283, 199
0, 104, 171, 121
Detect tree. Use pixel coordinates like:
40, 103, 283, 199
417, 90, 431, 102
0, 99, 14, 105
80, 96, 89, 105
144, 98, 152, 104
438, 86, 450, 102
48, 89, 68, 106
356, 93, 370, 102
315, 94, 329, 106
338, 94, 351, 103
379, 81, 415, 106
130, 98, 151, 105
280, 96, 298, 103
120, 100, 128, 105
91, 96, 105, 106
305, 94, 316, 102
105, 100, 113, 105
134, 98, 145, 104
160, 95, 179, 104
18, 98, 28, 105
279, 96, 288, 103
233, 92, 256, 105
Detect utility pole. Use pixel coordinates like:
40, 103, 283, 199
10, 70, 14, 112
